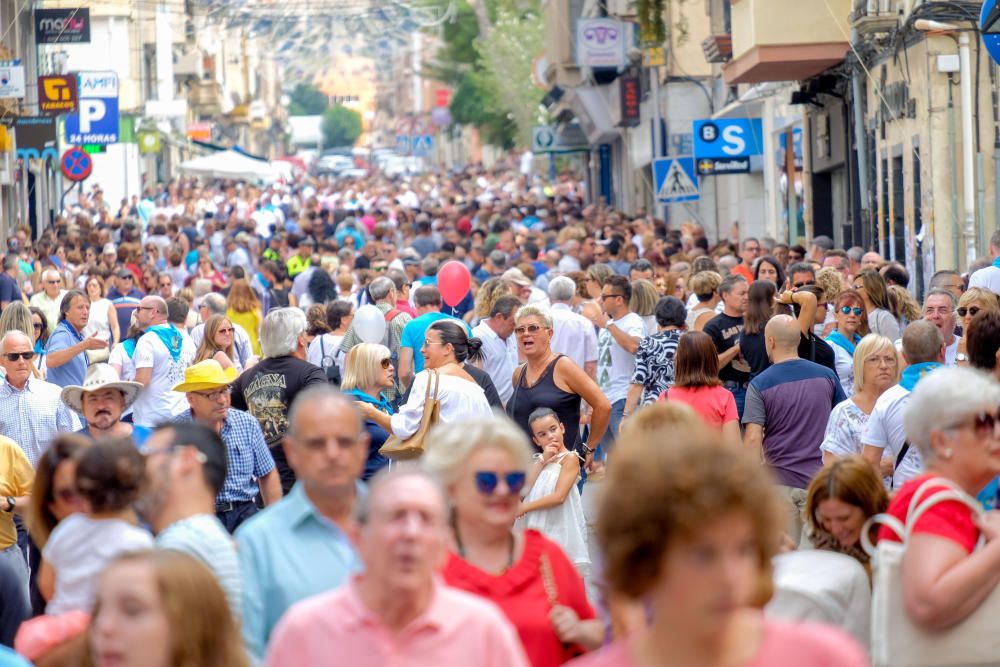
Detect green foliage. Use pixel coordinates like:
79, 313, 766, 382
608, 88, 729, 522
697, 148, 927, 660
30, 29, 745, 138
321, 105, 363, 147
288, 82, 328, 116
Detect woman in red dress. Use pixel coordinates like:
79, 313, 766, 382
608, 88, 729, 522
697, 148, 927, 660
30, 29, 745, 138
425, 416, 604, 666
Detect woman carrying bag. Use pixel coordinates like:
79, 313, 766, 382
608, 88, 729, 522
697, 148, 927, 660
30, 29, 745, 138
865, 366, 1000, 667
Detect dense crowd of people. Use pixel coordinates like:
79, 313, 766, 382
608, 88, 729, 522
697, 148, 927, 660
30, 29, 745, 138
3, 161, 1000, 667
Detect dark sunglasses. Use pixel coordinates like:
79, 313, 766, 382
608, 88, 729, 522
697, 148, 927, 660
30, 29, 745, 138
840, 306, 863, 316
947, 411, 1000, 436
793, 280, 815, 289
514, 324, 545, 336
217, 327, 234, 334
957, 306, 981, 318
380, 358, 392, 369
32, 322, 42, 330
474, 471, 527, 496
4, 351, 34, 361
600, 293, 626, 301
54, 487, 79, 504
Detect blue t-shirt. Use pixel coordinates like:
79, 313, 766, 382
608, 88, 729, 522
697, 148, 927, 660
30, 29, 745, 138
742, 359, 846, 489
45, 321, 88, 388
0, 273, 21, 303
77, 424, 151, 447
400, 312, 472, 374
0, 646, 31, 667
442, 290, 474, 319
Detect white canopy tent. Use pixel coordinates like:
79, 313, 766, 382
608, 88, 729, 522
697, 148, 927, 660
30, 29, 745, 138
177, 149, 280, 183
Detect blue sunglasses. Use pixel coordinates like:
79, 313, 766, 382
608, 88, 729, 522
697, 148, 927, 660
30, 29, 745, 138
474, 471, 527, 495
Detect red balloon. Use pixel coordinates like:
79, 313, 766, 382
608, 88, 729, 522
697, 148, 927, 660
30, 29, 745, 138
438, 260, 471, 307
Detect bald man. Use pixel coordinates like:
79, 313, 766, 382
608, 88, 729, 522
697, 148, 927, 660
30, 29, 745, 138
742, 315, 846, 540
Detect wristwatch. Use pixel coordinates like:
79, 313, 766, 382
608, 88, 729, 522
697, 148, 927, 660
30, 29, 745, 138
956, 353, 969, 362
3, 496, 14, 513
580, 442, 593, 455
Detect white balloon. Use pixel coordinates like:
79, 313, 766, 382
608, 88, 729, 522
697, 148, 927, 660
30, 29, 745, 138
354, 304, 386, 344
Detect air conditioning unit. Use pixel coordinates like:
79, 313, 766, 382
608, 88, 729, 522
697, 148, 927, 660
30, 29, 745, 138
852, 0, 900, 34
174, 50, 203, 78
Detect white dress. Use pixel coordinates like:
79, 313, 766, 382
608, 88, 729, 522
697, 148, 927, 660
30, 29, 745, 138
517, 451, 590, 571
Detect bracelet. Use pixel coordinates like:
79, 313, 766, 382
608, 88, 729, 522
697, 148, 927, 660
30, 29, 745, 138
3, 496, 14, 513
580, 443, 593, 454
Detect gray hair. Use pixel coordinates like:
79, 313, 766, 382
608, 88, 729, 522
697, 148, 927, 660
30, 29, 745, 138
923, 287, 957, 310
3, 254, 18, 271
422, 416, 533, 489
548, 276, 576, 303
355, 464, 446, 526
0, 330, 31, 351
905, 367, 1000, 464
514, 305, 553, 328
488, 250, 508, 268
202, 292, 226, 315
368, 276, 395, 303
260, 307, 307, 358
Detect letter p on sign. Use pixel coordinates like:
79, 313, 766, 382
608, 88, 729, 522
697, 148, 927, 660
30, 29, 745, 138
79, 99, 105, 133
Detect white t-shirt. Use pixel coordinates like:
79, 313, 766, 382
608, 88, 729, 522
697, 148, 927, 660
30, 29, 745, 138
596, 312, 645, 403
307, 333, 345, 376
549, 304, 598, 370
132, 327, 196, 427
156, 514, 242, 620
861, 383, 921, 488
969, 264, 1000, 294
472, 320, 518, 404
44, 514, 153, 615
945, 336, 961, 367
820, 399, 869, 459
109, 342, 136, 381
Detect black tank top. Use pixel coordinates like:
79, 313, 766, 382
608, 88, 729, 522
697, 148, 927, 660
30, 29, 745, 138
506, 355, 582, 452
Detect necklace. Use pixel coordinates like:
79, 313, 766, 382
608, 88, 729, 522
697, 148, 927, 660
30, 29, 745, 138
455, 527, 516, 574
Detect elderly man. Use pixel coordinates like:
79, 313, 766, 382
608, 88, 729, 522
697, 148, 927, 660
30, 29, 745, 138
132, 295, 197, 428
191, 293, 253, 368
238, 386, 367, 660
548, 276, 598, 378
471, 295, 520, 404
861, 250, 883, 271
921, 288, 960, 366
139, 422, 243, 618
264, 467, 529, 667
0, 253, 22, 308
45, 289, 108, 388
231, 308, 327, 494
173, 359, 281, 533
502, 267, 549, 306
0, 331, 79, 466
61, 363, 148, 445
29, 269, 65, 335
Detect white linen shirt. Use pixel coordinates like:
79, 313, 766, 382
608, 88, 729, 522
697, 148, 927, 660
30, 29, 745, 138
472, 320, 518, 404
549, 303, 598, 371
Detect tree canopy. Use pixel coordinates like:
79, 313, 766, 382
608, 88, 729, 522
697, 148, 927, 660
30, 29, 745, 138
288, 82, 328, 116
321, 105, 363, 147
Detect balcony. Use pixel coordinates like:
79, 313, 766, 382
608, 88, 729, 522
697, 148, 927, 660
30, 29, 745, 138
702, 34, 732, 63
851, 0, 901, 36
723, 0, 852, 84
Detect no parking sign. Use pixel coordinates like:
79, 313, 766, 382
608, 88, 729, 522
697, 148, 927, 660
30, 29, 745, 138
61, 147, 92, 182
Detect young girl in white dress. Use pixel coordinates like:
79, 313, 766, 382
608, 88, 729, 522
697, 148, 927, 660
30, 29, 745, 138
517, 408, 590, 575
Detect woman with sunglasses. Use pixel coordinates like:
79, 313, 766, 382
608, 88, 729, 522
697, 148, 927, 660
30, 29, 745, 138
28, 306, 49, 379
852, 269, 900, 341
506, 306, 611, 464
955, 288, 1000, 366
193, 314, 240, 372
342, 343, 395, 480
427, 416, 603, 667
825, 290, 869, 395
875, 367, 1000, 635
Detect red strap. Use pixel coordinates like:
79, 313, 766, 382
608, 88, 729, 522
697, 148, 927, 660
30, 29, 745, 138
384, 308, 400, 322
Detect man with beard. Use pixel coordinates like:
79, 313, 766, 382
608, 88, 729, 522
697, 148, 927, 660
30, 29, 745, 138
138, 421, 242, 620
60, 364, 150, 446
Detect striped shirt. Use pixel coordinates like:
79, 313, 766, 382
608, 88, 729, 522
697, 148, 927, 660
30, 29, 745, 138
0, 376, 80, 466
156, 513, 243, 620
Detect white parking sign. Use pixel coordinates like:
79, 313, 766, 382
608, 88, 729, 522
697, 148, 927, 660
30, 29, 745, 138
64, 71, 119, 145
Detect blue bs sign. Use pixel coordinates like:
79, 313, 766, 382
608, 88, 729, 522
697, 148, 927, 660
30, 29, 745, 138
983, 0, 1000, 65
64, 71, 118, 145
692, 118, 764, 175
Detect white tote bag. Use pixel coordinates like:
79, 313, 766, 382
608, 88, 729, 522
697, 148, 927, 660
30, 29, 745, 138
862, 477, 1000, 667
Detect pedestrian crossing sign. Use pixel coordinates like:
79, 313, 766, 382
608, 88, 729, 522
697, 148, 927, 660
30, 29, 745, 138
653, 156, 699, 203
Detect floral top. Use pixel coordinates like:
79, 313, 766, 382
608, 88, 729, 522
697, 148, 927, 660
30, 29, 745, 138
630, 328, 682, 406
819, 398, 869, 458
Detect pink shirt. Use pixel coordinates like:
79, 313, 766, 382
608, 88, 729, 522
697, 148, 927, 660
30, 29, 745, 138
566, 617, 870, 667
661, 385, 738, 428
265, 576, 531, 667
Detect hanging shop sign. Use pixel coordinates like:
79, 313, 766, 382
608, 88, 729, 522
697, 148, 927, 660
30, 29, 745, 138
35, 8, 90, 44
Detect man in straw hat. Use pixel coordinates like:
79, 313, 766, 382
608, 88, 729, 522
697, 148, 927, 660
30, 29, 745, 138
173, 359, 281, 533
60, 363, 148, 446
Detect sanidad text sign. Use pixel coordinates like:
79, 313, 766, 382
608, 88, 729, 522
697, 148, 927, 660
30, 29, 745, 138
34, 8, 90, 44
64, 71, 118, 145
692, 118, 763, 175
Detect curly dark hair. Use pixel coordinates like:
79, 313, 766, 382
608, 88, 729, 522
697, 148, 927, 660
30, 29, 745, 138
75, 437, 146, 513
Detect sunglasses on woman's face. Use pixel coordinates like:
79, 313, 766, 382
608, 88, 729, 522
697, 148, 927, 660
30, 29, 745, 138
54, 487, 80, 504
957, 306, 981, 318
474, 471, 527, 496
514, 324, 545, 336
946, 410, 1000, 437
840, 306, 863, 316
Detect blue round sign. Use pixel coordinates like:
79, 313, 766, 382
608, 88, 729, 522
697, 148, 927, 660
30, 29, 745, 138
60, 147, 92, 182
982, 0, 1000, 65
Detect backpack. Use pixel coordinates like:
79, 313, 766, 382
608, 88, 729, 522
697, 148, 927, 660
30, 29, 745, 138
319, 336, 342, 387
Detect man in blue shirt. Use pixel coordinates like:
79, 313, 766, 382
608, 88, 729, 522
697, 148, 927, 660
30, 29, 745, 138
236, 385, 367, 661
61, 363, 150, 446
0, 254, 21, 308
397, 285, 471, 388
45, 290, 108, 388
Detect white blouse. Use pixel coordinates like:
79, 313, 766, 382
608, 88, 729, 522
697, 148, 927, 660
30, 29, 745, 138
390, 370, 492, 439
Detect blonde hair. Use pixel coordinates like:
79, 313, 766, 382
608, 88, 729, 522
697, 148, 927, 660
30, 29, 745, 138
687, 271, 722, 299
958, 287, 1000, 314
629, 279, 658, 317
815, 267, 844, 304
475, 277, 513, 319
195, 315, 236, 365
888, 285, 921, 323
514, 305, 553, 329
852, 334, 899, 393
342, 343, 392, 392
422, 416, 534, 488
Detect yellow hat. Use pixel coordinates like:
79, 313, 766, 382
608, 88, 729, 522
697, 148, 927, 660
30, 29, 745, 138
172, 359, 239, 393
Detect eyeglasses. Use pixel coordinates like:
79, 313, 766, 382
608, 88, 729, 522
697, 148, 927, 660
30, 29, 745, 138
792, 280, 815, 289
839, 306, 863, 316
380, 358, 392, 369
957, 306, 981, 318
159, 282, 171, 288
217, 327, 234, 334
474, 471, 527, 496
744, 246, 761, 253
192, 387, 231, 401
514, 324, 546, 336
4, 352, 34, 361
136, 306, 155, 311
45, 280, 60, 285
600, 293, 625, 301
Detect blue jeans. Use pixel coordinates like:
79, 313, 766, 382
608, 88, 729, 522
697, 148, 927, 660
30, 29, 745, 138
596, 398, 626, 461
725, 385, 747, 421
0, 545, 29, 647
216, 500, 259, 534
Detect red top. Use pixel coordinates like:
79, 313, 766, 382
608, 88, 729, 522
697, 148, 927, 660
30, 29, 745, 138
442, 530, 596, 667
878, 474, 979, 554
660, 385, 738, 428
731, 263, 755, 284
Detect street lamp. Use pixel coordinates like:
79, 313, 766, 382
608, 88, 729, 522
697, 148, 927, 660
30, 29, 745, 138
914, 18, 976, 269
